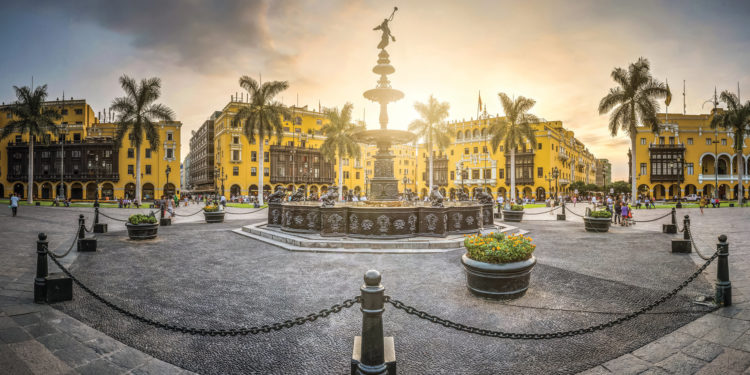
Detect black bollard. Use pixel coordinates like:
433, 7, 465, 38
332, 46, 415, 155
662, 208, 677, 234
352, 270, 396, 375
77, 214, 97, 252
159, 200, 172, 226
671, 215, 691, 253
557, 202, 566, 221
34, 233, 49, 303
715, 235, 732, 307
93, 207, 107, 233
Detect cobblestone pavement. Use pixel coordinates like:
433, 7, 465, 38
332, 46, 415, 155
2, 204, 747, 374
0, 203, 232, 374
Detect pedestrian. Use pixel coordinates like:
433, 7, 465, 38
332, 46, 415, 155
614, 199, 622, 224
699, 196, 706, 215
621, 202, 629, 226
9, 193, 19, 217
167, 197, 175, 218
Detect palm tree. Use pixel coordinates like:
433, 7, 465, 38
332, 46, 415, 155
0, 85, 61, 203
710, 91, 750, 205
321, 103, 363, 200
599, 57, 669, 201
232, 76, 289, 205
111, 75, 175, 203
488, 93, 539, 203
409, 95, 451, 191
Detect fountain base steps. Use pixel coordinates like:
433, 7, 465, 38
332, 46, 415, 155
232, 223, 529, 254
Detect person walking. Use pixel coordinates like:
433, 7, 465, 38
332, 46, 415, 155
620, 202, 629, 226
613, 198, 622, 224
700, 196, 706, 214
9, 193, 19, 217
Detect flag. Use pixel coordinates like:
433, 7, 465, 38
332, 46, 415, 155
665, 82, 672, 106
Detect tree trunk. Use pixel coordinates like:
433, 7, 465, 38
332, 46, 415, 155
510, 147, 516, 203
738, 150, 744, 206
428, 140, 434, 191
338, 157, 343, 200
27, 138, 34, 203
630, 135, 637, 203
258, 141, 264, 205
135, 145, 142, 202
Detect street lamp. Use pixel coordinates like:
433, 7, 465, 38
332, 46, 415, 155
545, 173, 553, 201
214, 166, 226, 198
712, 133, 720, 200
551, 166, 560, 203
165, 165, 172, 198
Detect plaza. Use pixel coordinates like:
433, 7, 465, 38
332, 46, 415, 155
0, 203, 748, 374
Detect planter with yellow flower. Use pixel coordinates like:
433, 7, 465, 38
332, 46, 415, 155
203, 205, 225, 223
461, 232, 536, 299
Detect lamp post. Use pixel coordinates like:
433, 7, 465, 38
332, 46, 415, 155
545, 173, 553, 201
712, 132, 720, 200
165, 165, 172, 199
551, 166, 560, 203
402, 175, 408, 194
365, 174, 370, 199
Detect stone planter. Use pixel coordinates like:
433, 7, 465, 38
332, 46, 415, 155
502, 210, 524, 222
583, 216, 611, 232
203, 211, 225, 223
125, 222, 159, 240
461, 254, 536, 299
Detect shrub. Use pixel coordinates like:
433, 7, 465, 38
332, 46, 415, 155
464, 232, 535, 264
510, 204, 524, 211
204, 205, 220, 212
589, 210, 612, 218
128, 214, 157, 225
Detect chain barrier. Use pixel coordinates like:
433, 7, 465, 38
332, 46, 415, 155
565, 208, 585, 218
173, 209, 205, 217
523, 206, 560, 215
632, 211, 672, 223
97, 211, 130, 222
386, 252, 717, 339
48, 226, 80, 259
46, 253, 359, 336
224, 207, 267, 215
686, 224, 714, 261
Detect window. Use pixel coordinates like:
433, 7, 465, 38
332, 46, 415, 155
264, 167, 269, 176
640, 163, 647, 176
167, 132, 173, 141
687, 138, 693, 145
61, 109, 68, 115
658, 137, 665, 145
264, 152, 269, 162
450, 150, 454, 156
537, 167, 543, 178
71, 151, 81, 158
484, 168, 491, 179
498, 169, 504, 179
74, 109, 83, 115
721, 139, 727, 146
41, 151, 50, 158
15, 135, 22, 143
233, 136, 239, 144
5, 113, 10, 119
356, 171, 360, 179
464, 148, 469, 155
145, 149, 152, 158
641, 138, 646, 145
283, 127, 290, 132
316, 119, 322, 125
251, 167, 257, 176
145, 165, 152, 175
233, 166, 239, 176
669, 137, 675, 145
343, 159, 349, 166
344, 171, 350, 179
450, 171, 455, 180
687, 163, 694, 175
127, 165, 134, 175
499, 146, 504, 152
230, 150, 240, 161
127, 148, 134, 158
251, 151, 257, 162
287, 141, 294, 147
472, 169, 480, 179
73, 133, 81, 141
166, 149, 174, 159
473, 147, 478, 154
706, 138, 711, 145
538, 143, 542, 150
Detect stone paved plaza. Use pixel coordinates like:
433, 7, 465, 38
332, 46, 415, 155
0, 204, 748, 374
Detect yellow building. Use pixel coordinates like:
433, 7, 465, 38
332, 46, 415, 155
0, 99, 181, 201
211, 100, 366, 199
632, 110, 749, 200
415, 116, 598, 200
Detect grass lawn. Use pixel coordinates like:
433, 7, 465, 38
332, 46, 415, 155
522, 203, 547, 208
226, 203, 268, 209
15, 201, 120, 208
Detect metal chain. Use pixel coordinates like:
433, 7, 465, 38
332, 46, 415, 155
224, 207, 267, 215
632, 211, 672, 223
173, 209, 205, 217
686, 224, 713, 260
48, 226, 81, 258
98, 211, 129, 222
565, 208, 584, 218
46, 254, 359, 336
524, 206, 560, 215
386, 252, 718, 339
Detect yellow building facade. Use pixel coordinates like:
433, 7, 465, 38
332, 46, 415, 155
415, 117, 598, 200
0, 99, 181, 201
633, 111, 749, 200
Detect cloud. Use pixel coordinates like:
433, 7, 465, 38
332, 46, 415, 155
28, 0, 297, 71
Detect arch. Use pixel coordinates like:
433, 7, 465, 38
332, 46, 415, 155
70, 182, 83, 199
700, 154, 716, 174
464, 130, 470, 139
420, 188, 428, 198
249, 184, 258, 196
286, 184, 294, 192
456, 131, 463, 140
732, 184, 739, 200
31, 183, 39, 200
342, 185, 349, 194
163, 183, 176, 198
0, 184, 4, 198
717, 155, 731, 175
702, 184, 714, 198
536, 187, 546, 200
354, 186, 361, 194
142, 183, 154, 200
230, 184, 241, 197
263, 184, 272, 193
667, 184, 680, 199
13, 183, 24, 198
481, 128, 488, 138
124, 183, 136, 199
497, 187, 506, 197
719, 184, 730, 200
309, 185, 318, 193
684, 184, 697, 196
637, 184, 650, 194
86, 183, 98, 200
522, 187, 533, 199
101, 183, 114, 199
320, 185, 328, 193
55, 182, 67, 199
439, 187, 446, 197
472, 129, 480, 138
274, 184, 284, 192
652, 184, 665, 199
41, 182, 53, 199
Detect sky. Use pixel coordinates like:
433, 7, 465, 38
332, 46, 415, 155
1, 0, 749, 180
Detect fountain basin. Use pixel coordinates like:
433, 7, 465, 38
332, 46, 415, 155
269, 202, 486, 239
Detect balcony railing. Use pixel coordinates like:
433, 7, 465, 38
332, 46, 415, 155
649, 143, 686, 150
698, 174, 750, 182
7, 173, 121, 182
504, 177, 535, 186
